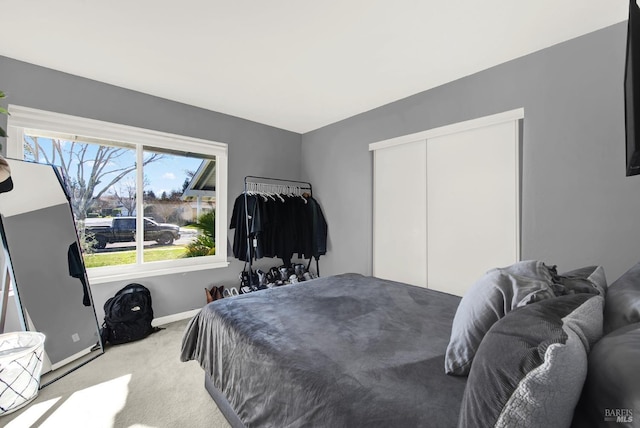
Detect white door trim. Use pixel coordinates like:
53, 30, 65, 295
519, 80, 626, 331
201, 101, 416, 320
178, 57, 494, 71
368, 108, 524, 152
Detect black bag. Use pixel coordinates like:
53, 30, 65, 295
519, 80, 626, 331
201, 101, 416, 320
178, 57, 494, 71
239, 267, 259, 290
100, 283, 155, 345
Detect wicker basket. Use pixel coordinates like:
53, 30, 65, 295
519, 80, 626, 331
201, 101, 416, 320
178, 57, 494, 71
0, 332, 46, 416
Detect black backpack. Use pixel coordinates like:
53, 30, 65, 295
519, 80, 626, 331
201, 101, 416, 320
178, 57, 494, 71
100, 283, 155, 345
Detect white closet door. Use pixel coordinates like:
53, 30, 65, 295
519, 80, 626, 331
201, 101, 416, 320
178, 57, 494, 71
426, 120, 519, 296
373, 140, 427, 287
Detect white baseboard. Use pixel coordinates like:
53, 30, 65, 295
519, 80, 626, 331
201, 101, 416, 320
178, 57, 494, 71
152, 308, 201, 327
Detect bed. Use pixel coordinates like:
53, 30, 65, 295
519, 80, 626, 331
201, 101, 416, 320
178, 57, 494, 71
180, 273, 467, 427
181, 264, 640, 428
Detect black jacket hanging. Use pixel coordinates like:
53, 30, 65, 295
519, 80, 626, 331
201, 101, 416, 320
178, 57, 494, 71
67, 242, 91, 306
231, 188, 328, 267
306, 196, 327, 259
230, 194, 266, 262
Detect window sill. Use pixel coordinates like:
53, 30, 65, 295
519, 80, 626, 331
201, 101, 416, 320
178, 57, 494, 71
87, 259, 230, 285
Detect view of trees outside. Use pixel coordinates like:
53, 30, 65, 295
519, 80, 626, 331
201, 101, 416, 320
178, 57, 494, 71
23, 135, 216, 267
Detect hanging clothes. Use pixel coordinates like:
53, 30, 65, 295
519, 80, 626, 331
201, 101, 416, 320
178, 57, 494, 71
230, 194, 265, 262
306, 196, 327, 259
230, 192, 327, 266
67, 242, 91, 306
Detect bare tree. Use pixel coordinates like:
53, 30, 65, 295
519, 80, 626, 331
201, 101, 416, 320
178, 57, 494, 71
113, 176, 150, 216
113, 179, 137, 216
152, 201, 183, 224
24, 136, 163, 219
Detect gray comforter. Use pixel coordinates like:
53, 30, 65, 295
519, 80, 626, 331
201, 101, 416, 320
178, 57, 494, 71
180, 273, 466, 427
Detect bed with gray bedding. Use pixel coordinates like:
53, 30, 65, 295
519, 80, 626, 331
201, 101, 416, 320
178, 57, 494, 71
180, 273, 467, 427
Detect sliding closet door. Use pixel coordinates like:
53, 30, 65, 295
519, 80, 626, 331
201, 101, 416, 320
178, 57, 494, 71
426, 120, 519, 296
373, 140, 427, 287
371, 109, 521, 296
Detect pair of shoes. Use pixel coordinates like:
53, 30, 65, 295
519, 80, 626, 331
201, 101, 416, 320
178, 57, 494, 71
279, 267, 290, 281
257, 269, 268, 286
205, 285, 225, 303
267, 267, 280, 283
223, 288, 240, 298
294, 264, 306, 278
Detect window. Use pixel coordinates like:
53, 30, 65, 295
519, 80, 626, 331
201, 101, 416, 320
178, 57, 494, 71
7, 106, 228, 283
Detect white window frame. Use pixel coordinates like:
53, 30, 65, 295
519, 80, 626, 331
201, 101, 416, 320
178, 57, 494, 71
6, 105, 229, 284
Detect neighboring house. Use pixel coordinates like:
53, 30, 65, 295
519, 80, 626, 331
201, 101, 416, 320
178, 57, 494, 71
181, 159, 217, 220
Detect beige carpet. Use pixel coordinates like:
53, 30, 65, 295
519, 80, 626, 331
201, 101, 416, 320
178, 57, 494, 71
2, 319, 231, 428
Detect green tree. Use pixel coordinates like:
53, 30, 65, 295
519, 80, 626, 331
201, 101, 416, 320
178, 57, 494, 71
184, 210, 216, 257
193, 210, 215, 238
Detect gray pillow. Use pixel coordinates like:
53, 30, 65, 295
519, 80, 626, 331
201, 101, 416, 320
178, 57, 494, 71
604, 261, 640, 334
572, 322, 640, 427
557, 265, 607, 296
459, 294, 604, 428
445, 260, 557, 376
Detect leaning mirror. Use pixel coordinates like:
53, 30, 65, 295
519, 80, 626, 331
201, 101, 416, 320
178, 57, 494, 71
0, 158, 103, 385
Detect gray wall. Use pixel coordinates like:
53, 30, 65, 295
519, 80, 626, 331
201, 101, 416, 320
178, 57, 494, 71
1, 20, 637, 325
302, 22, 640, 284
0, 56, 302, 322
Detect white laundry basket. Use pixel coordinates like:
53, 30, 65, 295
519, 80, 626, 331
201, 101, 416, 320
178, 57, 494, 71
0, 332, 45, 416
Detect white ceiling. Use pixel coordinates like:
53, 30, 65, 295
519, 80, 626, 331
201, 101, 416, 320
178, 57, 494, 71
0, 1, 630, 133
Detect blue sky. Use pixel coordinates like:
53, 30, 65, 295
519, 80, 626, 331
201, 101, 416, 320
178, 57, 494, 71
25, 136, 204, 196
142, 152, 202, 195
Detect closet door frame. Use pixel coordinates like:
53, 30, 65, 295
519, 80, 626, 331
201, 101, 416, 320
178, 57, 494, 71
369, 108, 523, 152
370, 108, 523, 289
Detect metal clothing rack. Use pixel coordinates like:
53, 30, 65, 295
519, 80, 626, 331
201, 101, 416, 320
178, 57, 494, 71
243, 176, 314, 286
